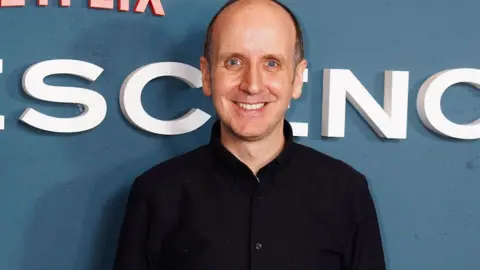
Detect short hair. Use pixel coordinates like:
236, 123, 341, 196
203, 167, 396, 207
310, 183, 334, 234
203, 0, 305, 66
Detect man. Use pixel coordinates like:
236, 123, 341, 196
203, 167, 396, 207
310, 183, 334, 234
113, 0, 386, 269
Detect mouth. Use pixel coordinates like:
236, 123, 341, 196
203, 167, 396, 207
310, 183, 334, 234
234, 102, 267, 111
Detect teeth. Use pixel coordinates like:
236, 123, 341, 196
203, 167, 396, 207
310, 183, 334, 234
236, 102, 265, 110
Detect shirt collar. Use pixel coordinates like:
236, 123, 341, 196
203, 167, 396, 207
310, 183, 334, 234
208, 118, 295, 182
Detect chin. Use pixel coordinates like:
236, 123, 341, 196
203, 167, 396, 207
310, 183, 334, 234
229, 123, 271, 141
236, 130, 266, 140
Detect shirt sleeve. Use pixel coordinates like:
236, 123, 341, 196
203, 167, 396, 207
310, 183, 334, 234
348, 175, 387, 270
113, 177, 155, 270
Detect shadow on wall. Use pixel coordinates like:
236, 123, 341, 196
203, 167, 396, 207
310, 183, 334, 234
19, 12, 214, 270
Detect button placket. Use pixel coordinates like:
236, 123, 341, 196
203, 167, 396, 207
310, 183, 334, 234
250, 183, 264, 269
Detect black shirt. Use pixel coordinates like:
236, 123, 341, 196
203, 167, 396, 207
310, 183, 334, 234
113, 120, 386, 270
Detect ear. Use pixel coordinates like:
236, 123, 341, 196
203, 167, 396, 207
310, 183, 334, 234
291, 59, 308, 100
200, 56, 212, 97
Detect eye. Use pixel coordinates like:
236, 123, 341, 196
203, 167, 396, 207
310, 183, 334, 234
226, 58, 242, 66
265, 59, 279, 68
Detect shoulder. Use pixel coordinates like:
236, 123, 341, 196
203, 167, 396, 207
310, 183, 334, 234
291, 141, 368, 188
129, 144, 211, 195
291, 142, 377, 220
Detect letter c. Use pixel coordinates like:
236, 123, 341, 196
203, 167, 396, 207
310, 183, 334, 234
119, 62, 211, 135
417, 68, 480, 140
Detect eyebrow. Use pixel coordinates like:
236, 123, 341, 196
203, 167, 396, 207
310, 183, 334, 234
263, 54, 287, 63
217, 52, 287, 63
217, 52, 244, 61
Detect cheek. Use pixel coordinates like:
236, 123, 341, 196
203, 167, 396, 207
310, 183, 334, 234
264, 76, 290, 97
212, 71, 242, 96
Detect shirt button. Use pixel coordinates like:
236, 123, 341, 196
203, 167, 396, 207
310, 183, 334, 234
255, 242, 263, 250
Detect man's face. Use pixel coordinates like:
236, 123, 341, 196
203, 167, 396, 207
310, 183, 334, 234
200, 1, 307, 141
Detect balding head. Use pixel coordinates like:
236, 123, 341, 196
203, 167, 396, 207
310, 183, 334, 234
203, 0, 304, 67
198, 0, 308, 142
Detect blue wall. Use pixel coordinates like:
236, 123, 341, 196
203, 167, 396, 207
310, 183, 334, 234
1, 1, 479, 269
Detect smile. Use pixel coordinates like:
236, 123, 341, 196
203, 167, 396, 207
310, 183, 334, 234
235, 102, 266, 110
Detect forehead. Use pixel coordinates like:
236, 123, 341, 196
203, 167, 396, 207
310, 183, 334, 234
211, 1, 297, 58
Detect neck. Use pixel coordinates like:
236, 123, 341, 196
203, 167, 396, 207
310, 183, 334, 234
220, 121, 286, 175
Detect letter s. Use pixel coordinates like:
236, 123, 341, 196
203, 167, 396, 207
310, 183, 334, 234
20, 59, 106, 133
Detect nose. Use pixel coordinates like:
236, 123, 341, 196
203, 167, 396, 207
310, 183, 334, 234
239, 65, 263, 94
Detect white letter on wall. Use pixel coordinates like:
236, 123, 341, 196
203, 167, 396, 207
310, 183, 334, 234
0, 59, 4, 130
120, 62, 211, 135
322, 69, 409, 139
20, 59, 106, 133
417, 68, 480, 140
